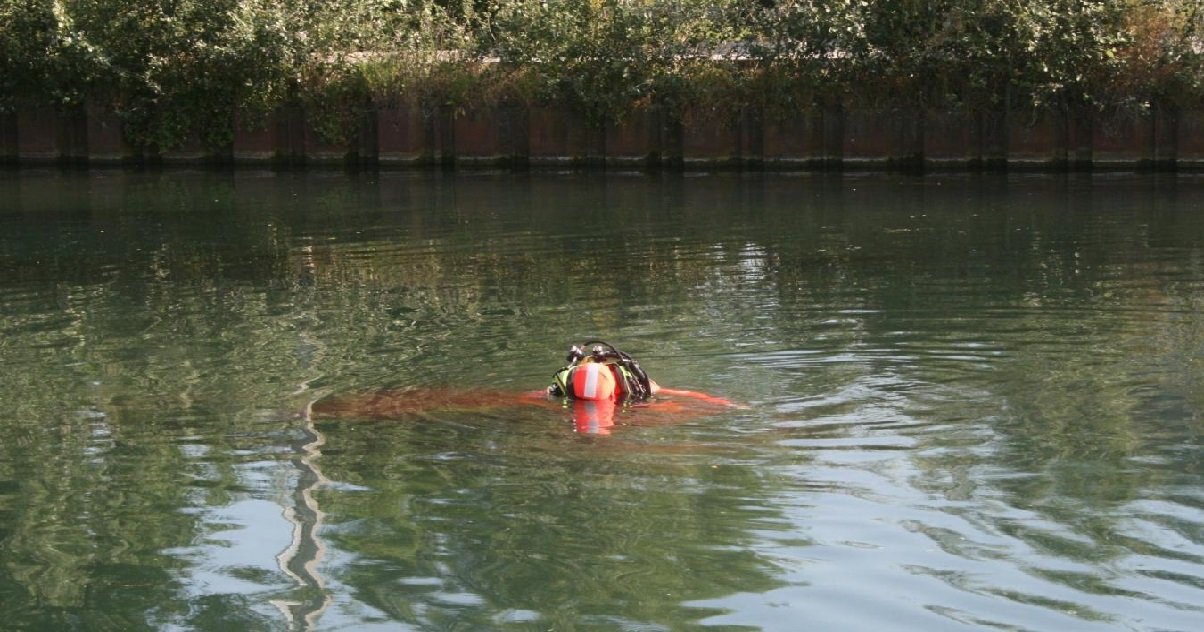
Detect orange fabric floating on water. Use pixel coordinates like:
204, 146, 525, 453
310, 388, 554, 420
310, 386, 737, 434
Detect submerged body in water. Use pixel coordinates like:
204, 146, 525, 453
312, 341, 736, 434
310, 386, 735, 435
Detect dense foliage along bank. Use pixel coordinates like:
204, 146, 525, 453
1, 0, 1200, 154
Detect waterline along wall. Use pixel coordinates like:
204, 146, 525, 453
1, 99, 1199, 171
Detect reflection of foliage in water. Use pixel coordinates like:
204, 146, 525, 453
312, 416, 786, 629
0, 403, 210, 629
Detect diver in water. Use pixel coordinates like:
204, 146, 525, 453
312, 340, 733, 435
547, 341, 660, 403
546, 340, 662, 434
545, 340, 744, 433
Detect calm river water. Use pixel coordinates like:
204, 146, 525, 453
0, 171, 1201, 631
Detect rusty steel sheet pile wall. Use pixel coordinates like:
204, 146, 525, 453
3, 99, 1199, 171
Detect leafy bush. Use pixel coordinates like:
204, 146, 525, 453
1, 0, 1199, 145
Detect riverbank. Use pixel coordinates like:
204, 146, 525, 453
6, 3, 1200, 172
4, 99, 1199, 172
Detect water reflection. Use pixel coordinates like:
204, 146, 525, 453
271, 405, 332, 630
309, 412, 789, 630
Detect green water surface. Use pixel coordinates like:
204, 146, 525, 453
0, 171, 1201, 631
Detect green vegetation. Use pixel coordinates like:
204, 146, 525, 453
2, 0, 1200, 148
